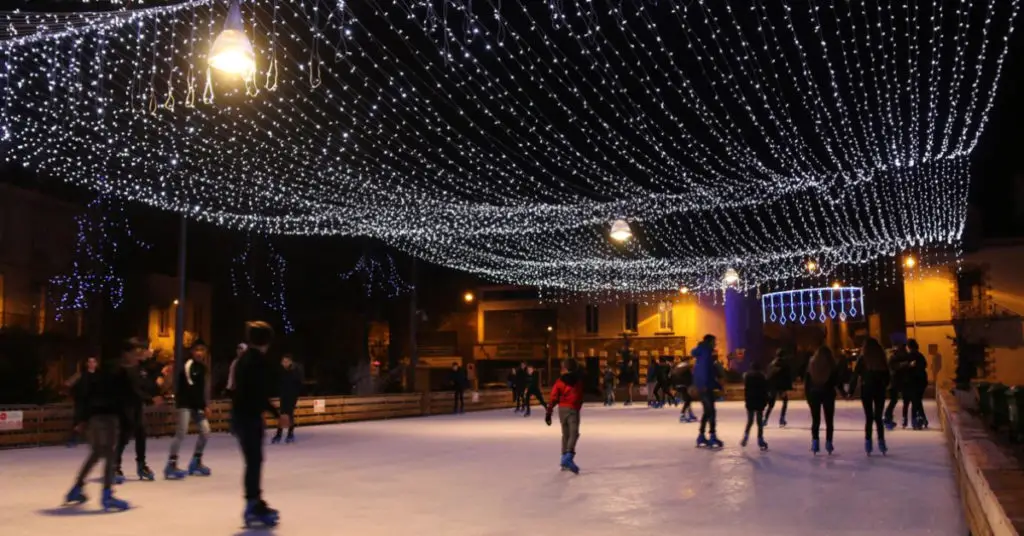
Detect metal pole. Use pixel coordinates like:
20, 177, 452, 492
409, 257, 418, 374
173, 212, 188, 382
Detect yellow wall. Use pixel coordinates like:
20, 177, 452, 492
903, 272, 957, 387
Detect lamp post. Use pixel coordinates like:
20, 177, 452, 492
905, 256, 917, 338
545, 325, 554, 387
173, 213, 187, 382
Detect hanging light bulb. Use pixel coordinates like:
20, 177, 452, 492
723, 268, 739, 287
609, 219, 632, 242
209, 0, 255, 77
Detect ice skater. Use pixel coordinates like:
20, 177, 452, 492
602, 362, 616, 406
513, 361, 528, 413
884, 342, 909, 429
232, 321, 288, 527
646, 355, 659, 407
694, 335, 724, 448
544, 358, 585, 474
654, 357, 673, 407
849, 338, 890, 455
165, 342, 213, 479
619, 355, 638, 406
522, 365, 546, 417
763, 349, 792, 427
671, 358, 696, 422
805, 346, 843, 455
64, 353, 131, 511
741, 360, 769, 451
115, 338, 163, 483
273, 354, 303, 442
905, 339, 929, 429
65, 356, 99, 447
447, 362, 468, 415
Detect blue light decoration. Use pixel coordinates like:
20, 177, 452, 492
49, 194, 147, 319
761, 287, 865, 326
230, 237, 294, 333
339, 253, 412, 299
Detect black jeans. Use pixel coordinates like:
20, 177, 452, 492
523, 387, 546, 413
861, 392, 886, 442
116, 404, 146, 468
699, 391, 717, 435
512, 386, 522, 409
744, 408, 765, 439
274, 401, 296, 438
679, 388, 693, 415
654, 382, 671, 403
75, 414, 119, 489
807, 394, 836, 442
453, 389, 465, 413
764, 390, 788, 424
884, 386, 908, 423
906, 385, 926, 424
232, 413, 265, 501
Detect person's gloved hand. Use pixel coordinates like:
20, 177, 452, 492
544, 413, 552, 426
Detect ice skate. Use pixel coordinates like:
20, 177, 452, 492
696, 433, 709, 448
757, 437, 768, 451
101, 488, 130, 511
825, 440, 834, 455
559, 453, 570, 471
243, 500, 279, 528
865, 439, 873, 456
707, 433, 724, 449
564, 452, 580, 474
64, 485, 87, 505
164, 459, 187, 480
285, 434, 296, 444
137, 462, 155, 481
878, 438, 888, 456
188, 455, 211, 476
740, 432, 749, 447
884, 419, 896, 431
271, 434, 282, 444
114, 468, 125, 485
778, 417, 787, 428
811, 439, 820, 455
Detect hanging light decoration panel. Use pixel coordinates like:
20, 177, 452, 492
761, 287, 866, 325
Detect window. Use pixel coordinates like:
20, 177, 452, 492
158, 307, 171, 336
658, 300, 674, 332
624, 302, 639, 332
957, 268, 984, 302
585, 304, 599, 334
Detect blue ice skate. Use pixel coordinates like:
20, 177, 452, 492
825, 440, 834, 455
101, 488, 130, 511
188, 455, 211, 476
271, 434, 282, 444
865, 439, 873, 456
707, 434, 723, 449
137, 462, 155, 481
164, 460, 187, 480
244, 500, 280, 528
285, 435, 295, 444
696, 433, 709, 448
811, 439, 820, 455
564, 452, 580, 474
757, 437, 768, 451
64, 485, 87, 505
884, 419, 896, 431
114, 469, 125, 485
559, 453, 571, 471
878, 438, 888, 456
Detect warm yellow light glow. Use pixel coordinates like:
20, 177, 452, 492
547, 325, 553, 332
173, 299, 179, 306
679, 286, 689, 295
723, 268, 739, 286
609, 219, 632, 242
209, 1, 255, 77
904, 256, 916, 268
463, 292, 474, 303
831, 282, 841, 289
806, 260, 817, 272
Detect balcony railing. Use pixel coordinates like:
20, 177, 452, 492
953, 300, 1022, 320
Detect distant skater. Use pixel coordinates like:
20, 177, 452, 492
165, 342, 213, 479
805, 346, 844, 455
741, 360, 769, 451
671, 358, 696, 422
619, 357, 637, 406
646, 356, 659, 407
522, 365, 546, 417
447, 362, 468, 415
763, 349, 792, 427
115, 338, 163, 482
694, 335, 723, 448
273, 354, 303, 442
66, 356, 99, 447
849, 338, 890, 455
513, 362, 528, 413
884, 343, 909, 429
602, 362, 617, 406
905, 339, 929, 429
545, 358, 585, 474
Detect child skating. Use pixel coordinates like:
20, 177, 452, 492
545, 358, 585, 474
741, 361, 769, 451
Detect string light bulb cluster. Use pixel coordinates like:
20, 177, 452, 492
0, 0, 1018, 294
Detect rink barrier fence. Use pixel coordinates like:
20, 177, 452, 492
938, 390, 1023, 536
0, 389, 515, 449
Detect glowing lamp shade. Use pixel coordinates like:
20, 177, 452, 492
723, 268, 739, 286
209, 1, 255, 76
609, 219, 632, 242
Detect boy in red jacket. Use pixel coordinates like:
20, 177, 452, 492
545, 358, 585, 474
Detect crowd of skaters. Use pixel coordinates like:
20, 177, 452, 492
62, 321, 304, 527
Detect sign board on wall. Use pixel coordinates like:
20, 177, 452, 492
0, 410, 24, 431
312, 399, 326, 414
418, 356, 462, 368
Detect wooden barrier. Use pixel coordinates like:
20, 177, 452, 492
0, 390, 515, 449
938, 390, 1024, 536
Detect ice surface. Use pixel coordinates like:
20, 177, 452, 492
0, 400, 964, 536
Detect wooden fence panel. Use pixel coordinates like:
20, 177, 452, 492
1, 391, 515, 449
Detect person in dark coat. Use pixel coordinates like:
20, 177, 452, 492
272, 354, 303, 443
849, 338, 891, 454
671, 358, 696, 422
905, 339, 929, 429
763, 349, 793, 427
448, 362, 468, 414
804, 346, 845, 455
884, 344, 909, 428
513, 362, 528, 413
521, 365, 546, 417
619, 356, 638, 406
115, 338, 164, 482
741, 360, 770, 450
66, 356, 99, 447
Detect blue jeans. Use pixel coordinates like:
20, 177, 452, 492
231, 412, 265, 501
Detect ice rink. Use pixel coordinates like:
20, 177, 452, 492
0, 400, 963, 536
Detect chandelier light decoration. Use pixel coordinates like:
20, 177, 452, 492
0, 0, 1018, 294
761, 287, 866, 325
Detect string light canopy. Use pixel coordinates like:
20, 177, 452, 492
0, 0, 1018, 294
761, 286, 866, 325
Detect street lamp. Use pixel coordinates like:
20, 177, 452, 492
210, 0, 256, 77
609, 219, 632, 242
831, 282, 841, 289
904, 256, 918, 337
463, 291, 475, 304
679, 286, 689, 295
806, 260, 818, 273
904, 256, 916, 268
723, 268, 739, 287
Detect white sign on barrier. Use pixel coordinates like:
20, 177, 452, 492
313, 399, 326, 414
0, 410, 24, 431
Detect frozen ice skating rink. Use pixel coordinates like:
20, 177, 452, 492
1, 400, 962, 536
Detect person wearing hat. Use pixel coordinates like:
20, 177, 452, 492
164, 341, 213, 479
